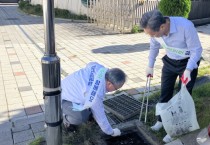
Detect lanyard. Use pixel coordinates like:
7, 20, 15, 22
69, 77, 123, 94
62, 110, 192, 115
155, 37, 190, 57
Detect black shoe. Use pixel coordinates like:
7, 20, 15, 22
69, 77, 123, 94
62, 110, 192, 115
62, 122, 78, 133
88, 113, 95, 122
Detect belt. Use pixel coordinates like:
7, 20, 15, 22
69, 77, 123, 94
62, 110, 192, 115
166, 55, 189, 63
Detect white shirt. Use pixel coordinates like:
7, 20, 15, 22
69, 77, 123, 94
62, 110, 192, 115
149, 17, 202, 70
61, 62, 114, 135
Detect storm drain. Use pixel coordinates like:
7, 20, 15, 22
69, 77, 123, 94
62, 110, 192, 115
104, 94, 142, 121
107, 113, 122, 125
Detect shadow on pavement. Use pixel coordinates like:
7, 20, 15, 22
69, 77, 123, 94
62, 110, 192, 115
92, 43, 150, 54
196, 24, 210, 35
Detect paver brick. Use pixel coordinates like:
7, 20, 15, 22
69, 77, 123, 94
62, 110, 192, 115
13, 129, 34, 144
0, 115, 9, 122
15, 139, 35, 145
12, 113, 45, 127
132, 94, 143, 100
25, 105, 43, 115
27, 113, 45, 124
10, 61, 20, 65
130, 77, 144, 83
0, 131, 13, 144
0, 121, 12, 132
31, 121, 45, 133
125, 88, 139, 95
18, 86, 32, 92
12, 124, 30, 133
1, 140, 13, 145
9, 108, 26, 117
14, 72, 26, 76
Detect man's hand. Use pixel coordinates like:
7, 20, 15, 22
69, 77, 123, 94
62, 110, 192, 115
146, 67, 154, 77
111, 128, 121, 137
181, 69, 191, 85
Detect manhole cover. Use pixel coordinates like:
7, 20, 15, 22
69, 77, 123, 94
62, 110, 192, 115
104, 94, 142, 120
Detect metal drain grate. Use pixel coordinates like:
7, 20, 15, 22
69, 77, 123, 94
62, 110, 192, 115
104, 94, 142, 120
106, 113, 122, 125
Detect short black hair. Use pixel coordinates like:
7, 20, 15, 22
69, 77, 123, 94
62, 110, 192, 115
140, 10, 166, 32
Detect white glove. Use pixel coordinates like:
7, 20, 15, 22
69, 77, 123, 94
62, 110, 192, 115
181, 69, 191, 85
146, 67, 154, 77
111, 128, 121, 137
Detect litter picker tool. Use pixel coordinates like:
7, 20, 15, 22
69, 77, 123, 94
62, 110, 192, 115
139, 75, 152, 123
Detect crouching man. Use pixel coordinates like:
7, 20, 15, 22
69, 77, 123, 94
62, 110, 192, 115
61, 62, 127, 137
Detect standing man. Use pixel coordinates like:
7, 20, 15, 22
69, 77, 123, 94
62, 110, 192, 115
61, 62, 127, 137
140, 10, 202, 143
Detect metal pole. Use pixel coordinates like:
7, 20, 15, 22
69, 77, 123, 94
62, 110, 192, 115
42, 0, 62, 145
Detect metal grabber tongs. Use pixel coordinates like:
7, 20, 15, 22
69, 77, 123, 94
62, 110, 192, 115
139, 74, 152, 123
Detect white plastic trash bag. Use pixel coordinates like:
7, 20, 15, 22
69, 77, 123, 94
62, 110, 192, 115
156, 85, 200, 137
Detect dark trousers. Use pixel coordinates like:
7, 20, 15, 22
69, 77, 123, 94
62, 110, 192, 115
62, 100, 92, 125
157, 55, 200, 122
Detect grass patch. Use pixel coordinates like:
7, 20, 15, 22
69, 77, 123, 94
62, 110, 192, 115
63, 122, 101, 145
192, 82, 210, 128
198, 65, 210, 77
18, 0, 87, 20
139, 91, 166, 144
29, 137, 45, 145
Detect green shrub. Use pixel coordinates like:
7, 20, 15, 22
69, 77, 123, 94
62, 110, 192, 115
54, 8, 87, 20
158, 0, 191, 18
55, 8, 70, 18
34, 4, 43, 14
18, 0, 43, 16
131, 25, 140, 33
18, 0, 30, 9
18, 1, 87, 20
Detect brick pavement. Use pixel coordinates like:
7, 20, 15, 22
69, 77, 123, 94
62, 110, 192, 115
0, 3, 210, 145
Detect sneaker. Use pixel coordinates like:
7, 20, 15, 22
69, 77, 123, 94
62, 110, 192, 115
151, 121, 163, 131
44, 123, 47, 128
163, 134, 174, 143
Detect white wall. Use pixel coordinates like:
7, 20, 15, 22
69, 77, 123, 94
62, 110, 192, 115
30, 0, 87, 15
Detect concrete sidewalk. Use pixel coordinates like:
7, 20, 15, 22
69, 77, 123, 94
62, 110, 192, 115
0, 4, 210, 145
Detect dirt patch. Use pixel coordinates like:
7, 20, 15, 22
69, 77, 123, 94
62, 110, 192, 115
105, 132, 150, 145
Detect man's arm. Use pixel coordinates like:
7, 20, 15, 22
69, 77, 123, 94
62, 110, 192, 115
148, 37, 161, 67
90, 97, 114, 135
185, 22, 203, 71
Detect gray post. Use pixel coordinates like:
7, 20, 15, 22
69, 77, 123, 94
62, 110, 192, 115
42, 0, 62, 145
